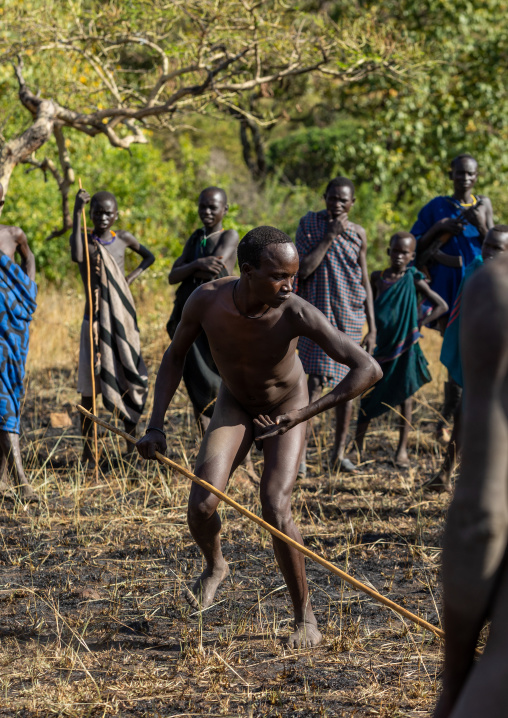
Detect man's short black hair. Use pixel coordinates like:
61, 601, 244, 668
90, 191, 118, 211
237, 226, 293, 269
325, 176, 355, 196
450, 154, 478, 170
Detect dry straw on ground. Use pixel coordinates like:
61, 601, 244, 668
0, 286, 473, 717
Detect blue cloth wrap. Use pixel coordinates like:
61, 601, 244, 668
0, 253, 37, 433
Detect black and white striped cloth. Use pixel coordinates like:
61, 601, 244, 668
95, 244, 148, 424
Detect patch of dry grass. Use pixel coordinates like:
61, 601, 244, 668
0, 288, 458, 717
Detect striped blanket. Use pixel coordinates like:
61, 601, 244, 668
0, 252, 37, 433
295, 210, 366, 383
94, 244, 148, 424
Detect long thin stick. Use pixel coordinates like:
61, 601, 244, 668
76, 404, 444, 643
78, 180, 98, 482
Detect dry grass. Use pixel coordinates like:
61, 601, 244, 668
0, 287, 458, 717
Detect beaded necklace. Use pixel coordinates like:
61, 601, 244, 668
92, 230, 116, 246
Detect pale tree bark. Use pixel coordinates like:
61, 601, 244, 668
0, 1, 422, 229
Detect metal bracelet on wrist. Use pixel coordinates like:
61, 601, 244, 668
145, 426, 166, 437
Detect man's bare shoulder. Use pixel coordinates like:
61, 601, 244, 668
477, 194, 493, 208
0, 224, 25, 239
220, 228, 239, 241
190, 276, 236, 300
349, 222, 367, 242
115, 229, 140, 249
284, 292, 325, 325
0, 225, 27, 255
466, 256, 508, 309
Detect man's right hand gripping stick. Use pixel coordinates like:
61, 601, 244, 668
76, 404, 445, 644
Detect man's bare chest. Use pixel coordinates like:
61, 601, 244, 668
203, 312, 296, 369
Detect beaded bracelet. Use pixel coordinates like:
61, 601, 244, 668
145, 426, 166, 437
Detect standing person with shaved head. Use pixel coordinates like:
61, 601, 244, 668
354, 231, 448, 467
137, 226, 382, 647
167, 187, 239, 434
411, 154, 494, 441
70, 189, 155, 468
295, 176, 377, 474
0, 183, 38, 502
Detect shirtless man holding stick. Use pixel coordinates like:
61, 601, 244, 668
137, 226, 381, 647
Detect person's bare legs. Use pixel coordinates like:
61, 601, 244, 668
260, 377, 322, 648
0, 429, 37, 502
435, 550, 508, 718
0, 443, 12, 498
123, 418, 137, 460
193, 407, 211, 437
395, 397, 412, 467
299, 374, 324, 478
194, 405, 256, 480
80, 395, 96, 467
425, 405, 461, 492
186, 384, 253, 609
331, 399, 356, 472
353, 417, 370, 464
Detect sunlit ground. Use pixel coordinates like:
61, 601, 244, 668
0, 285, 464, 717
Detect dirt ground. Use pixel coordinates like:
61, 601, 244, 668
0, 289, 467, 717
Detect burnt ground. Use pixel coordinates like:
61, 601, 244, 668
0, 323, 470, 717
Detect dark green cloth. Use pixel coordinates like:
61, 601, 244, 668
359, 267, 431, 421
166, 229, 227, 418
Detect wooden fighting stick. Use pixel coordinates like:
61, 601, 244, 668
78, 180, 99, 482
76, 404, 445, 644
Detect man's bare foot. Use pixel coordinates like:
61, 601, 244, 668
288, 621, 323, 648
0, 479, 15, 501
435, 424, 451, 445
422, 471, 452, 493
394, 450, 410, 468
185, 562, 230, 610
16, 483, 39, 503
331, 455, 357, 473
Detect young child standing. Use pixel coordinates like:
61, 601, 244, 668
70, 189, 155, 468
296, 177, 376, 474
354, 232, 448, 467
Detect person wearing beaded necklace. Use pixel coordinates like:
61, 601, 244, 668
354, 231, 447, 468
167, 187, 239, 435
137, 225, 382, 648
411, 154, 494, 443
70, 189, 155, 469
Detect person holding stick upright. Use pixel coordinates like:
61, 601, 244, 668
136, 226, 381, 647
70, 189, 154, 469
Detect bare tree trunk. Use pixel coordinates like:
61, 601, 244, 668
0, 97, 56, 214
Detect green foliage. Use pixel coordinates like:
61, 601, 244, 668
5, 130, 253, 282
2, 0, 508, 281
